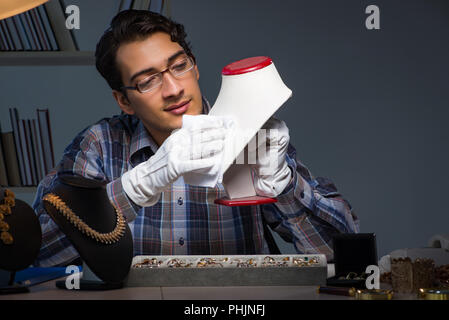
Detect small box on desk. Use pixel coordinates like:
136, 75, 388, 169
326, 233, 378, 289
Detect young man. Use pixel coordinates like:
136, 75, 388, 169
33, 10, 359, 267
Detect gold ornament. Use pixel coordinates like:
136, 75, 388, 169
0, 220, 9, 232
42, 193, 126, 244
0, 231, 13, 245
4, 189, 14, 198
4, 195, 15, 207
418, 288, 449, 300
0, 203, 11, 215
0, 189, 14, 245
355, 289, 394, 300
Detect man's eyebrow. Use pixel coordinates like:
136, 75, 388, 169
129, 50, 187, 83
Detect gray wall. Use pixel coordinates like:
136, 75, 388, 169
1, 0, 448, 258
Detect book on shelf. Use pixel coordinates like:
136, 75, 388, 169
24, 10, 42, 51
30, 8, 50, 51
12, 15, 31, 51
59, 0, 79, 51
1, 132, 21, 187
0, 124, 8, 186
3, 107, 55, 187
0, 21, 6, 50
4, 17, 23, 51
36, 5, 58, 51
31, 119, 45, 182
9, 108, 26, 185
5, 19, 15, 49
25, 119, 39, 185
45, 0, 77, 51
37, 109, 55, 176
0, 19, 13, 51
17, 14, 35, 50
18, 119, 33, 186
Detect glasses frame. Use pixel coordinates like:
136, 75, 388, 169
121, 56, 195, 94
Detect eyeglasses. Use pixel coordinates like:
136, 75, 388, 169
121, 56, 195, 94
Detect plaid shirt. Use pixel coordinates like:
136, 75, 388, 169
32, 97, 359, 267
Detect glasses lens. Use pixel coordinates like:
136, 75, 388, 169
170, 57, 194, 77
137, 74, 161, 93
135, 57, 194, 93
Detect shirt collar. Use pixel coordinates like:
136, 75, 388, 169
128, 96, 211, 167
129, 120, 159, 162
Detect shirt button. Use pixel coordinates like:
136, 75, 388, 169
179, 237, 184, 246
300, 191, 305, 199
177, 197, 183, 205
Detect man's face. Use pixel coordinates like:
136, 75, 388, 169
114, 32, 202, 145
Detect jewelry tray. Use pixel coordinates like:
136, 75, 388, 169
125, 254, 327, 287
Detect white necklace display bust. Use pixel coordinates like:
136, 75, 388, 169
209, 56, 292, 204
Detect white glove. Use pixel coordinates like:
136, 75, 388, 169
249, 116, 292, 197
182, 114, 235, 187
122, 116, 228, 207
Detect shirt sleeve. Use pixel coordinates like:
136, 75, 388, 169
261, 143, 360, 262
32, 124, 141, 267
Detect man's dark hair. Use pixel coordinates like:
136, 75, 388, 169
95, 10, 195, 92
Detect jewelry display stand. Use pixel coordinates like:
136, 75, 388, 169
42, 174, 134, 288
209, 56, 292, 206
214, 165, 278, 206
0, 187, 42, 295
0, 269, 29, 294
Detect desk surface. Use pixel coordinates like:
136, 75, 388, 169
1, 263, 420, 300
1, 280, 417, 300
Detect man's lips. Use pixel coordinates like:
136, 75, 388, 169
164, 100, 190, 111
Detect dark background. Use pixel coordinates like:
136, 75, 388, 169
1, 0, 448, 258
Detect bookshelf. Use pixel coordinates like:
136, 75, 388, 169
0, 50, 94, 65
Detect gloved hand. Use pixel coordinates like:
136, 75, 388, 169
249, 116, 292, 197
122, 116, 228, 207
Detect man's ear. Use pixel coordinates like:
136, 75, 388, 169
194, 65, 200, 81
112, 90, 134, 115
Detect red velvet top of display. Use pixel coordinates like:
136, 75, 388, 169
222, 56, 272, 75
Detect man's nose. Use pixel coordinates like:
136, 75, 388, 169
161, 72, 183, 99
